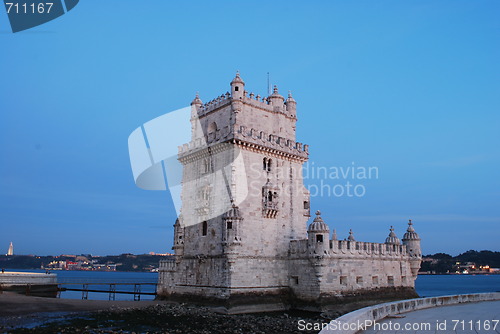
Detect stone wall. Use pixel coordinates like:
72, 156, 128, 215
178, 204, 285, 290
320, 292, 500, 334
0, 272, 57, 285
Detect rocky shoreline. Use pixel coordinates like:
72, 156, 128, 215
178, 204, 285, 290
3, 304, 335, 334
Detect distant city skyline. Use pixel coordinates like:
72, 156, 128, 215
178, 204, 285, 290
0, 1, 499, 255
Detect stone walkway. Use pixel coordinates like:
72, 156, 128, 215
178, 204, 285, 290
360, 300, 500, 333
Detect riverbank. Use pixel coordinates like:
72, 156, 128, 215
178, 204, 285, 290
0, 292, 335, 333
0, 291, 162, 317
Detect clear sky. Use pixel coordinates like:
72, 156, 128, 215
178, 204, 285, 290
0, 1, 498, 256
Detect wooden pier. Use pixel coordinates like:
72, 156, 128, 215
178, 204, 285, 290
58, 282, 157, 301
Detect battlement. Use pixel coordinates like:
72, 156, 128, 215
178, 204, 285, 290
159, 258, 176, 272
178, 124, 308, 160
234, 125, 308, 159
289, 239, 410, 259
196, 88, 296, 120
198, 92, 232, 115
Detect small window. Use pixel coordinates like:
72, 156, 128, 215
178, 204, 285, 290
202, 221, 207, 236
291, 276, 299, 285
267, 191, 273, 202
388, 276, 394, 286
303, 201, 309, 209
372, 276, 379, 284
262, 158, 272, 172
235, 86, 239, 91
203, 158, 212, 174
227, 221, 233, 229
401, 276, 407, 284
340, 276, 347, 285
356, 276, 363, 285
316, 235, 323, 243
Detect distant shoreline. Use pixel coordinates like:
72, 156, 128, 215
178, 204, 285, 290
418, 272, 500, 276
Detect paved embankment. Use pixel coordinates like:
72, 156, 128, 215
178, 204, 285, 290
320, 292, 500, 334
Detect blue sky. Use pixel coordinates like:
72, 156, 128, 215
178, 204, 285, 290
0, 1, 498, 256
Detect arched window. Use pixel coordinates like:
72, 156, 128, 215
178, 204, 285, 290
316, 235, 323, 243
202, 221, 207, 236
208, 122, 217, 134
267, 191, 273, 202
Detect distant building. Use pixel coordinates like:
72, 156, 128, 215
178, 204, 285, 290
148, 252, 174, 256
6, 242, 13, 256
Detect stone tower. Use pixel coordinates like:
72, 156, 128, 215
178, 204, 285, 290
7, 242, 13, 256
158, 73, 310, 308
156, 73, 422, 312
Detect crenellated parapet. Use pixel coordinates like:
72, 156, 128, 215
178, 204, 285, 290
234, 125, 308, 160
196, 85, 296, 120
178, 126, 234, 156
177, 124, 309, 161
159, 258, 177, 272
289, 239, 411, 260
197, 92, 232, 116
290, 211, 414, 260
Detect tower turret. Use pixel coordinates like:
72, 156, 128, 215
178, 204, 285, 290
308, 211, 330, 253
222, 201, 242, 247
268, 85, 285, 107
347, 229, 355, 241
230, 71, 245, 100
385, 226, 401, 245
172, 218, 184, 256
190, 92, 203, 138
285, 91, 297, 119
402, 219, 422, 278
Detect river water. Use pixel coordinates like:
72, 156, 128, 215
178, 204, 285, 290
6, 269, 500, 301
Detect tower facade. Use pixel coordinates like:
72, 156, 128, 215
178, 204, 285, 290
157, 74, 421, 311
158, 73, 310, 307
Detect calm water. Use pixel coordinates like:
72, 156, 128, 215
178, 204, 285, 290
6, 269, 500, 301
415, 274, 500, 297
6, 269, 158, 301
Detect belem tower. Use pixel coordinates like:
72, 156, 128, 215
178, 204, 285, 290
157, 73, 422, 312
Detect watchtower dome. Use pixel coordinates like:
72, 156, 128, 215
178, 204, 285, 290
402, 220, 422, 277
308, 211, 330, 251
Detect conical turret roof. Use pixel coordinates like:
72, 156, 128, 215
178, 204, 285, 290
385, 226, 401, 245
308, 211, 330, 233
402, 220, 420, 241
